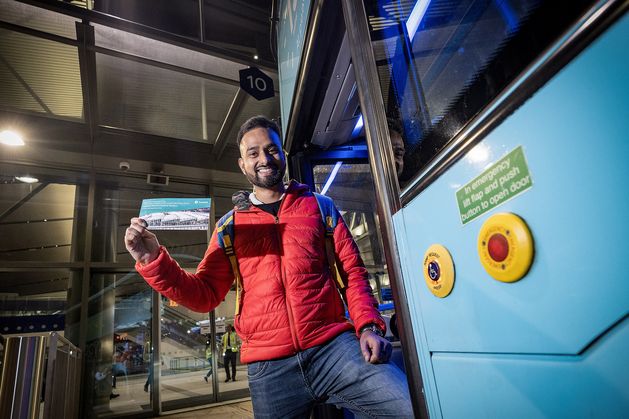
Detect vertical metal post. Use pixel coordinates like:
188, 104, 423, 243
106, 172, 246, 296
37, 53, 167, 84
209, 310, 219, 402
151, 289, 162, 416
198, 0, 205, 43
199, 0, 208, 143
208, 182, 218, 401
75, 20, 97, 352
76, 20, 98, 417
201, 81, 208, 141
340, 1, 428, 418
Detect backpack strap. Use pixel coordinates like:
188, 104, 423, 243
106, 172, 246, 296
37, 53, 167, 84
216, 210, 243, 316
313, 193, 346, 293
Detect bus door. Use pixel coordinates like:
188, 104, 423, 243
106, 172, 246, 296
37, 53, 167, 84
296, 146, 400, 342
344, 0, 629, 418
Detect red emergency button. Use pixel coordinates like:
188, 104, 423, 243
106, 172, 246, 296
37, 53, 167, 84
478, 213, 534, 283
487, 233, 509, 262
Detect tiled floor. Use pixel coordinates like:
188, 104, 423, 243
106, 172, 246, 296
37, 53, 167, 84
156, 399, 253, 418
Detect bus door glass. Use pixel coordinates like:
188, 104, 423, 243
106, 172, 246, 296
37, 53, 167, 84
362, 0, 546, 191
309, 159, 395, 336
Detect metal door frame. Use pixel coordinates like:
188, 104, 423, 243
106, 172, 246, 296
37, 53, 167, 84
340, 1, 428, 417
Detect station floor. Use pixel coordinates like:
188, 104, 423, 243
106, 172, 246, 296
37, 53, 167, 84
156, 400, 253, 418
103, 365, 251, 417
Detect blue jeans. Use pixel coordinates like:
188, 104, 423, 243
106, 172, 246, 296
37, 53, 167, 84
247, 331, 413, 418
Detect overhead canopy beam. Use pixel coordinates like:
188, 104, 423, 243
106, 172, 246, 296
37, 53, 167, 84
212, 88, 247, 159
0, 183, 48, 223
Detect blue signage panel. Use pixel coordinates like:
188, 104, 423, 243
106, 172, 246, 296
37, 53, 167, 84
278, 0, 312, 138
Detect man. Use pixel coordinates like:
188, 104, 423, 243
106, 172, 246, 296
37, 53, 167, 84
388, 118, 406, 179
125, 115, 413, 418
221, 324, 239, 382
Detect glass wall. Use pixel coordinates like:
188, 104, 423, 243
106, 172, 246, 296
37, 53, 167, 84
92, 175, 210, 265
86, 272, 152, 417
96, 53, 239, 143
0, 28, 83, 119
94, 0, 201, 40
159, 295, 213, 409
212, 289, 249, 402
0, 179, 83, 262
0, 269, 77, 376
90, 0, 274, 64
0, 1, 271, 416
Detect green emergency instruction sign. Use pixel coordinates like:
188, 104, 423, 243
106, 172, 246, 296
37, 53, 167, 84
456, 146, 533, 225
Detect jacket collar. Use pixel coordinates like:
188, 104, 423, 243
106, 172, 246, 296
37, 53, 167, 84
231, 180, 311, 212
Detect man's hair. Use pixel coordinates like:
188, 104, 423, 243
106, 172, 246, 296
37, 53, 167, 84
236, 115, 281, 146
387, 117, 403, 137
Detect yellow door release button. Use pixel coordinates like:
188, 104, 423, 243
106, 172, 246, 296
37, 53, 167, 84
478, 213, 534, 282
423, 244, 455, 298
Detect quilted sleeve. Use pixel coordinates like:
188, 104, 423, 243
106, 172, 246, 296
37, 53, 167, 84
332, 208, 386, 335
136, 227, 235, 313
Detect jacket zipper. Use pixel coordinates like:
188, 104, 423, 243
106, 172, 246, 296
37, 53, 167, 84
271, 197, 301, 352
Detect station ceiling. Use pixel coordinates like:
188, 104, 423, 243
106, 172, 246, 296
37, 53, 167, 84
0, 0, 281, 280
0, 0, 280, 184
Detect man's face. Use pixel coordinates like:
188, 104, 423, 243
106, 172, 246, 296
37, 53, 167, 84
238, 127, 286, 189
390, 130, 406, 178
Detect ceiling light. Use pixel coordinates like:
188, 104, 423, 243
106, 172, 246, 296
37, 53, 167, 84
16, 176, 39, 183
253, 54, 259, 60
0, 130, 25, 146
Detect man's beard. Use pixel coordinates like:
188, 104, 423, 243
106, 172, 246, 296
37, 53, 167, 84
245, 164, 285, 188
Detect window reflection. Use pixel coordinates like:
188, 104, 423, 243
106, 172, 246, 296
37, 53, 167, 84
0, 172, 86, 262
91, 175, 209, 264
86, 272, 152, 416
0, 29, 84, 119
365, 0, 543, 187
313, 163, 385, 291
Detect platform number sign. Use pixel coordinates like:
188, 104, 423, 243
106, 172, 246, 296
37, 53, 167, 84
239, 67, 275, 101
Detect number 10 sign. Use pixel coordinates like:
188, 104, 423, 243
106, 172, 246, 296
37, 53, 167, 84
239, 67, 275, 101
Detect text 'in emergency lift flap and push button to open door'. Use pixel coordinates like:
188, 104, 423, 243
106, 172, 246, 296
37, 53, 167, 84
478, 213, 534, 282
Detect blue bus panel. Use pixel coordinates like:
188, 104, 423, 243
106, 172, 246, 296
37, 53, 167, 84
394, 12, 629, 418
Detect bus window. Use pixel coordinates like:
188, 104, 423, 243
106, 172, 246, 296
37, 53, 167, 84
362, 0, 595, 192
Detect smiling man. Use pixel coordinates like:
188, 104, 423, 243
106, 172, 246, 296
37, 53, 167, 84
124, 115, 413, 418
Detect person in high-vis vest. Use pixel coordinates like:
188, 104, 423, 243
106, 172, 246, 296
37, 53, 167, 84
221, 324, 239, 382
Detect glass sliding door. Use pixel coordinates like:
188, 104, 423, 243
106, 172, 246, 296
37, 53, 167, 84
157, 282, 251, 411
213, 288, 249, 403
85, 271, 153, 417
159, 293, 214, 410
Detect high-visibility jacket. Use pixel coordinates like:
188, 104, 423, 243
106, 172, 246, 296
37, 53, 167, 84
222, 331, 239, 354
136, 181, 384, 363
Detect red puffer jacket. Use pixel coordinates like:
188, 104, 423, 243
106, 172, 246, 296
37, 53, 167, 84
136, 181, 384, 363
